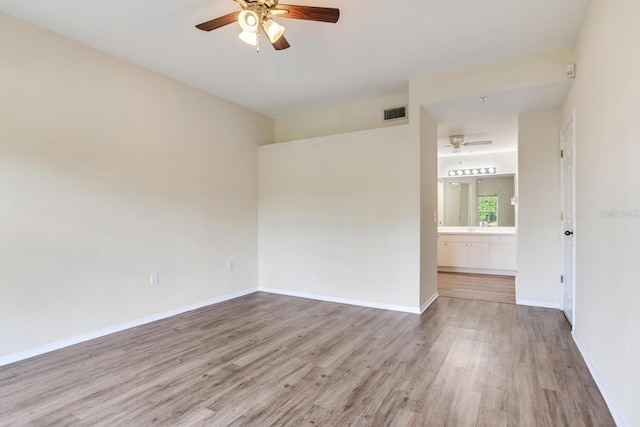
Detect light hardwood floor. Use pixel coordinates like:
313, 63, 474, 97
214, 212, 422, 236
438, 272, 516, 304
0, 293, 614, 426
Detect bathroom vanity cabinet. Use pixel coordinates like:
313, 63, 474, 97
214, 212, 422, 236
438, 230, 516, 276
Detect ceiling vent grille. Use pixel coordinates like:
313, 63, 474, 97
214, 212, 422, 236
383, 105, 407, 121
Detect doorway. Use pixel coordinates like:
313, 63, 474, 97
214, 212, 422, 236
436, 170, 518, 304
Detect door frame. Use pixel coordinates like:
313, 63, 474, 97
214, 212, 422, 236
560, 109, 577, 327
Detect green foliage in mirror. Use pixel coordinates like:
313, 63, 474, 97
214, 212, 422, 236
477, 195, 498, 225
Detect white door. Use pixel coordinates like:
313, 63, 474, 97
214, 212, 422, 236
561, 113, 576, 326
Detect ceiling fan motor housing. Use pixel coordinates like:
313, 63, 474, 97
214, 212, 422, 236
450, 135, 465, 146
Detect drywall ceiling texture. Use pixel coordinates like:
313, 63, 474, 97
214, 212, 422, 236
562, 1, 640, 426
258, 125, 421, 312
0, 13, 273, 357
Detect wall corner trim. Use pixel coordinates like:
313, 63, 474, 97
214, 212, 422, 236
259, 286, 421, 314
572, 331, 628, 427
0, 287, 259, 367
420, 292, 439, 314
516, 299, 561, 310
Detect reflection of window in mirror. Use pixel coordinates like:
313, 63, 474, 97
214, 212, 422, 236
477, 195, 498, 226
440, 174, 515, 227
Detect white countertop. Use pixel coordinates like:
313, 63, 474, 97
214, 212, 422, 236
438, 226, 516, 235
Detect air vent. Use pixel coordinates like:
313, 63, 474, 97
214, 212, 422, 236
383, 105, 407, 121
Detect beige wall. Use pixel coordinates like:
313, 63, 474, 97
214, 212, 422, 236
274, 94, 408, 143
0, 13, 273, 357
258, 125, 421, 310
419, 109, 438, 308
562, 1, 640, 425
411, 48, 575, 105
517, 109, 562, 306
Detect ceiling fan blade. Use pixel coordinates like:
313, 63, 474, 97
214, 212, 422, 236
273, 5, 340, 23
196, 11, 240, 31
463, 140, 493, 146
271, 35, 291, 50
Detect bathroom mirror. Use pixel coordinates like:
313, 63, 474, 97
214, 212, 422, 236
438, 174, 515, 227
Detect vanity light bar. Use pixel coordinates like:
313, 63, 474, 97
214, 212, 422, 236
448, 167, 496, 177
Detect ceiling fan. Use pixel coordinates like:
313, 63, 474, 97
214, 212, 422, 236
195, 0, 340, 51
442, 135, 493, 151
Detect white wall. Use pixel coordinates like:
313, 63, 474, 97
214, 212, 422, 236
419, 109, 438, 308
0, 13, 273, 358
562, 1, 640, 425
517, 109, 562, 307
258, 125, 421, 311
274, 94, 408, 143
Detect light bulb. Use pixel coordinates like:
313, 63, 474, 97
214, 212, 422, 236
239, 30, 258, 46
263, 18, 285, 43
238, 10, 259, 32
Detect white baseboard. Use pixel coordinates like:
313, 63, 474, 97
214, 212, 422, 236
1, 287, 438, 367
0, 287, 259, 367
572, 331, 627, 427
420, 292, 439, 314
516, 299, 561, 310
259, 286, 421, 314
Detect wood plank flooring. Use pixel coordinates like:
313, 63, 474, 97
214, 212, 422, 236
0, 292, 614, 426
438, 272, 516, 304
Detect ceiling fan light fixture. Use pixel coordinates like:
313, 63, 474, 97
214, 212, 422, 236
196, 1, 340, 52
238, 10, 260, 32
262, 18, 285, 43
450, 135, 464, 145
238, 30, 258, 46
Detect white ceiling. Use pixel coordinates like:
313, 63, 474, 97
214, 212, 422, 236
1, 0, 589, 120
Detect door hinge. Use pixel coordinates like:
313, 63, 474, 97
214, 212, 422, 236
561, 275, 564, 284
561, 212, 564, 221
560, 149, 564, 158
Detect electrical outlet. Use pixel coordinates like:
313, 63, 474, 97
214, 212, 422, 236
229, 261, 235, 271
151, 273, 159, 286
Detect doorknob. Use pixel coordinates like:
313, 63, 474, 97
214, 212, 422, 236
564, 230, 574, 236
